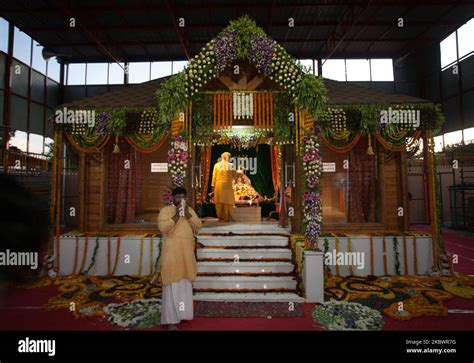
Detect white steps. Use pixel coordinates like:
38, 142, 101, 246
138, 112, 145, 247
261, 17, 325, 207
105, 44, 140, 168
197, 235, 289, 247
200, 221, 290, 234
194, 292, 305, 302
197, 248, 292, 260
197, 261, 294, 274
194, 275, 298, 290
194, 226, 304, 302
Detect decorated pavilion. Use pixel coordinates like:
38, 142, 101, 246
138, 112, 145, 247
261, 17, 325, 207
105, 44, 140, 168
49, 16, 447, 302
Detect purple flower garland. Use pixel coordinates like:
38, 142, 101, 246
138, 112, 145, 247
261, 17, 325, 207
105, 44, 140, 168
97, 111, 110, 134
249, 34, 275, 75
303, 134, 323, 249
214, 30, 237, 72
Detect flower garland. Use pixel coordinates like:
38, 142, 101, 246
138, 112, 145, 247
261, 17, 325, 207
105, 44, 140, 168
249, 34, 276, 75
302, 134, 323, 250
269, 44, 301, 99
214, 30, 236, 73
180, 15, 324, 116
139, 108, 159, 134
198, 129, 272, 149
138, 236, 144, 275
311, 300, 384, 331
54, 106, 167, 136
110, 237, 121, 276
97, 111, 110, 133
393, 235, 401, 275
78, 237, 89, 273
320, 107, 347, 134
154, 235, 163, 274
233, 92, 254, 119
104, 298, 162, 328
167, 135, 188, 188
82, 236, 99, 275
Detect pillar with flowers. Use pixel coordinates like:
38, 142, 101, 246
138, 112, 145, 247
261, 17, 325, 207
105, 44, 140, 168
156, 15, 327, 240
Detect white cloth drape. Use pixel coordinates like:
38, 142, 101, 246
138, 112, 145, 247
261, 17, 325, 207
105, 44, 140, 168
160, 278, 194, 325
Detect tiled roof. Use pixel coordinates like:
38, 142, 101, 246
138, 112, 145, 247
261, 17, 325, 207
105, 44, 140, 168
63, 76, 430, 109
63, 77, 170, 108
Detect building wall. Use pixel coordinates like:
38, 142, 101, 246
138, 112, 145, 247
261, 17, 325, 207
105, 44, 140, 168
394, 41, 474, 135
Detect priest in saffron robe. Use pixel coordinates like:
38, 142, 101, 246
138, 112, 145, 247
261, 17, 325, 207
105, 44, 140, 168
211, 152, 237, 222
157, 187, 202, 330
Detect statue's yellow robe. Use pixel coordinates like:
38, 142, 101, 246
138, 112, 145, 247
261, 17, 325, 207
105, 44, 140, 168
157, 205, 202, 285
211, 161, 237, 221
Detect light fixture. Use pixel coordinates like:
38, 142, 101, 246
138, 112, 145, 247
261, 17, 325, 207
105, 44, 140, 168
112, 136, 120, 154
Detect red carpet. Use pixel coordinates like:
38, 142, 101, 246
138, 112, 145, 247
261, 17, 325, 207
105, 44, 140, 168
413, 225, 474, 275
1, 226, 473, 331
2, 281, 473, 331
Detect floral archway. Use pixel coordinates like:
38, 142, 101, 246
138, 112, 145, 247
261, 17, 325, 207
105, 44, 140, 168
156, 15, 327, 250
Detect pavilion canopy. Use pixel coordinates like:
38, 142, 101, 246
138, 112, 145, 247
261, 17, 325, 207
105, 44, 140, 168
62, 76, 429, 109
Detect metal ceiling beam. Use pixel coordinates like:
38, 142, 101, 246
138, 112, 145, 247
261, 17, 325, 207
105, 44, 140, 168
165, 0, 190, 60
394, 3, 464, 59
44, 37, 433, 48
364, 4, 417, 55
2, 1, 472, 13
23, 20, 468, 32
296, 3, 326, 54
52, 0, 124, 64
338, 5, 383, 54
60, 50, 399, 64
321, 1, 373, 63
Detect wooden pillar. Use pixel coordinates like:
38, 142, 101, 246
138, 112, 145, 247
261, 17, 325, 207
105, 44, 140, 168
378, 142, 387, 227
399, 150, 410, 231
422, 130, 440, 272
78, 152, 87, 232
99, 149, 106, 229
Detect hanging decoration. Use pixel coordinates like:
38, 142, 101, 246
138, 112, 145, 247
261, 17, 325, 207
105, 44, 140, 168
272, 92, 292, 144
233, 92, 254, 120
126, 132, 168, 153
325, 107, 347, 133
202, 128, 274, 149
167, 135, 188, 188
139, 109, 159, 134
65, 132, 110, 153
97, 111, 111, 133
302, 134, 323, 250
54, 105, 169, 153
54, 107, 163, 135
